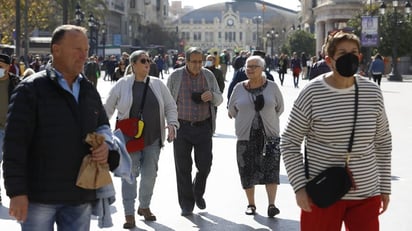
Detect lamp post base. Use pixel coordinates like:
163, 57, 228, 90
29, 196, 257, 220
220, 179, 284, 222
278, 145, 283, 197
388, 73, 403, 82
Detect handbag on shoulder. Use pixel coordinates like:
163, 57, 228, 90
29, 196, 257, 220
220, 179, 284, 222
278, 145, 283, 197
305, 78, 358, 208
116, 77, 150, 153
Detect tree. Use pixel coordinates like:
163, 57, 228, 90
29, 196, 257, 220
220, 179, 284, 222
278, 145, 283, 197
0, 0, 55, 44
286, 30, 316, 57
347, 5, 412, 58
0, 0, 107, 45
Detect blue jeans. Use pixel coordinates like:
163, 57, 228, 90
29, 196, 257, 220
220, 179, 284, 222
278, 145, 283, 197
122, 139, 161, 215
21, 202, 92, 231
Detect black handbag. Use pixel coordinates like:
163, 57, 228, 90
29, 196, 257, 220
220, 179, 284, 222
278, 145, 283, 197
305, 78, 358, 208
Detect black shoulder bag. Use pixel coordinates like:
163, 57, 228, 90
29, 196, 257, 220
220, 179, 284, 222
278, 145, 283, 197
305, 79, 358, 208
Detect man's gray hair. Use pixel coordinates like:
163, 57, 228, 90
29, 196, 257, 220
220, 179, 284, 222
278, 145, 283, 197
185, 47, 203, 61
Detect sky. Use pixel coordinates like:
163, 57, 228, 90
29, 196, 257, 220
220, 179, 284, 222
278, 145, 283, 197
179, 0, 301, 11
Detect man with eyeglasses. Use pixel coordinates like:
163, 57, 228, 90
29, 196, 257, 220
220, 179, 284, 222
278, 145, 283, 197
167, 47, 223, 216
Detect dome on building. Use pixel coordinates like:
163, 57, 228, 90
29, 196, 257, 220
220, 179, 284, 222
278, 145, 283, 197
172, 0, 300, 52
179, 0, 298, 25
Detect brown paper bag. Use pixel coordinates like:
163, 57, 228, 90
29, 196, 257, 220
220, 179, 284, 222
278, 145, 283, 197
76, 133, 112, 189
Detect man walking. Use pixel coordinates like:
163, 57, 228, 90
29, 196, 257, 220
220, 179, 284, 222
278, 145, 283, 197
167, 47, 223, 216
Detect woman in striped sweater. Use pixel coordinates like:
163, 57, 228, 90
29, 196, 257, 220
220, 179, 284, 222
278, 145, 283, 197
281, 31, 392, 231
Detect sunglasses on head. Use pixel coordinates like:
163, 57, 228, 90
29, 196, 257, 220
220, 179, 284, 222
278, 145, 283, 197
139, 58, 151, 64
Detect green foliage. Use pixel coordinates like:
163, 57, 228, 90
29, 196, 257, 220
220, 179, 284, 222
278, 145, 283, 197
286, 30, 316, 57
347, 5, 412, 58
0, 0, 107, 45
0, 0, 54, 44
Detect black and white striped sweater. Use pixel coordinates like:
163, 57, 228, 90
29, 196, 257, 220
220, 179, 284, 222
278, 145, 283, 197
281, 75, 392, 199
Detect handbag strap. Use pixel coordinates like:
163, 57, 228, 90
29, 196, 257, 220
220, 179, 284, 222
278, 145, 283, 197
137, 77, 150, 118
304, 78, 358, 179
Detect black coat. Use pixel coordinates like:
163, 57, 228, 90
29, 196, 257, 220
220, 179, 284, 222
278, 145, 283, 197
3, 70, 119, 203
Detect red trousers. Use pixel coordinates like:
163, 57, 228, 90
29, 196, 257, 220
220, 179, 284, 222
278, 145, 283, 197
301, 196, 381, 231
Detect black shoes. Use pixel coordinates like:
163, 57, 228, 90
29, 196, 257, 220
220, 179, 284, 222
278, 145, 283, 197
181, 208, 193, 216
267, 204, 280, 218
245, 205, 256, 215
245, 204, 280, 217
195, 197, 206, 210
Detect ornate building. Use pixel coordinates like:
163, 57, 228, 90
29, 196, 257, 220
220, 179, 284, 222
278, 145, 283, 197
171, 0, 299, 53
299, 0, 364, 53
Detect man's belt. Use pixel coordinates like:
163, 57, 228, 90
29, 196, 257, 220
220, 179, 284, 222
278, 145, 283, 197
178, 118, 210, 127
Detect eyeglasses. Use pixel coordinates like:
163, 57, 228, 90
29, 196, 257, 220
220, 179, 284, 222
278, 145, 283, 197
189, 60, 203, 64
139, 58, 151, 64
245, 65, 262, 70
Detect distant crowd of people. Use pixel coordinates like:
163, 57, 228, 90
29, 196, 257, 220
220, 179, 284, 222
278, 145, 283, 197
0, 24, 392, 231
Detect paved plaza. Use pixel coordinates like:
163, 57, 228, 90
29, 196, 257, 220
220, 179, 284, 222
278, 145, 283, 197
1, 68, 411, 230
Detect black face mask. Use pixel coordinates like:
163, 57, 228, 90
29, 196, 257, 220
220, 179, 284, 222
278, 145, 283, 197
334, 53, 359, 77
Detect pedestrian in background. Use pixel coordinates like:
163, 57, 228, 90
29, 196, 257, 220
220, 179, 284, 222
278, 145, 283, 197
154, 55, 165, 79
309, 44, 331, 80
368, 53, 385, 86
228, 55, 284, 218
290, 52, 301, 88
113, 59, 126, 81
277, 54, 288, 86
9, 57, 22, 77
204, 55, 225, 94
84, 55, 100, 87
204, 54, 225, 134
104, 50, 179, 228
106, 55, 117, 81
300, 52, 308, 79
3, 24, 120, 230
281, 30, 392, 231
167, 47, 223, 216
219, 49, 229, 81
0, 53, 21, 205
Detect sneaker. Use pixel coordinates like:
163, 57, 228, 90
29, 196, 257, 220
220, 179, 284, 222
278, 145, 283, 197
245, 205, 256, 215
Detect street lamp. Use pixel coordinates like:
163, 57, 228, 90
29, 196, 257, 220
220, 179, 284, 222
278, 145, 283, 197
88, 12, 96, 56
75, 2, 84, 26
253, 16, 262, 50
379, 0, 411, 81
266, 28, 279, 57
94, 20, 100, 56
101, 23, 106, 58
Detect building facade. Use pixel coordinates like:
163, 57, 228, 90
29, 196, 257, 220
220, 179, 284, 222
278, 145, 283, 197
299, 0, 364, 53
170, 1, 299, 53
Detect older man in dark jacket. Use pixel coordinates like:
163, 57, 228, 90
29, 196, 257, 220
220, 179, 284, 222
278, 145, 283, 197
3, 24, 119, 230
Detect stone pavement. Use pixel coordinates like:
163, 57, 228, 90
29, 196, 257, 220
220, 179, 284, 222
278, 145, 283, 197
1, 69, 411, 230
